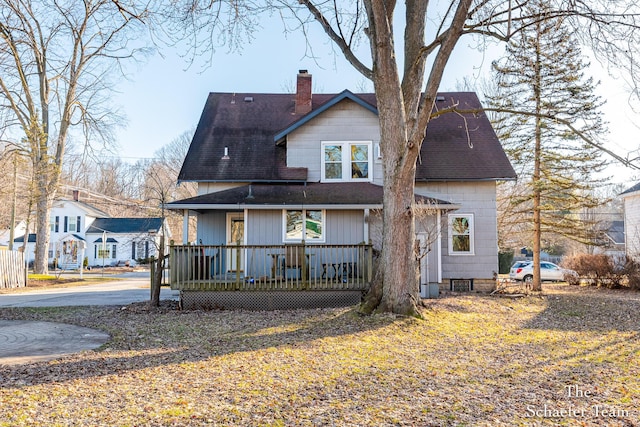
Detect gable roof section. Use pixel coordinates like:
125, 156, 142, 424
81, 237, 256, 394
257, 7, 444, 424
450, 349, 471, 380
274, 90, 378, 142
53, 199, 110, 218
86, 218, 163, 234
166, 183, 456, 211
621, 182, 640, 196
177, 92, 324, 183
178, 89, 515, 183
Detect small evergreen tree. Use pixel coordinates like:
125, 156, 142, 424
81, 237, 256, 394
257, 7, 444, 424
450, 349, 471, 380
490, 0, 608, 291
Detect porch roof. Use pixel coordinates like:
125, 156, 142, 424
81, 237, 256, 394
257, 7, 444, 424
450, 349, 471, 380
165, 182, 458, 211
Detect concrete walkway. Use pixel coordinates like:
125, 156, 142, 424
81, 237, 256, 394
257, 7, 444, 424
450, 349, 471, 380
0, 320, 110, 365
0, 277, 179, 365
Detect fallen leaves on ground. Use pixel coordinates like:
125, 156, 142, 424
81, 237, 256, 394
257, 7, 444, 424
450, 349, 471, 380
0, 284, 638, 426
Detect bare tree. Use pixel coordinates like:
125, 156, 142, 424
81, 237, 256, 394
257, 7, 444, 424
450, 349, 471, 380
139, 160, 173, 307
158, 0, 640, 315
0, 0, 148, 274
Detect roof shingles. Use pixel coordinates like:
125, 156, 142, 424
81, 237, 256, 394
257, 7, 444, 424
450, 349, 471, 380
86, 218, 163, 234
177, 90, 516, 183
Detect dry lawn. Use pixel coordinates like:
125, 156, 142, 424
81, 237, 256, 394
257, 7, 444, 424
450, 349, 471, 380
0, 284, 638, 426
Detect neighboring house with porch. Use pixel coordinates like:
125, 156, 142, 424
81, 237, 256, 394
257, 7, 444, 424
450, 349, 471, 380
166, 70, 516, 309
13, 195, 169, 269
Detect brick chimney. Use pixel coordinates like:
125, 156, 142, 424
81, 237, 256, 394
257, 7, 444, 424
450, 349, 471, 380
72, 190, 79, 202
295, 70, 312, 115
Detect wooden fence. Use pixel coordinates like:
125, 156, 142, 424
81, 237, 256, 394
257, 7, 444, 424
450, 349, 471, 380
0, 250, 26, 289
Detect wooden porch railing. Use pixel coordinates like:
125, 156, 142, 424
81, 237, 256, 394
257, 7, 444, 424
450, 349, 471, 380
169, 243, 373, 291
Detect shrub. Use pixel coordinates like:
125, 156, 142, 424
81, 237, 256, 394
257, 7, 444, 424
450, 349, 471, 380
498, 250, 514, 274
621, 258, 640, 290
561, 254, 622, 288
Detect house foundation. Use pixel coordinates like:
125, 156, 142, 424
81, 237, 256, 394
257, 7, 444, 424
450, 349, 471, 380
179, 290, 363, 311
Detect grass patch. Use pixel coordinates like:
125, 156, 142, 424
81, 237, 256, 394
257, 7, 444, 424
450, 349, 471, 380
0, 284, 638, 426
0, 276, 124, 294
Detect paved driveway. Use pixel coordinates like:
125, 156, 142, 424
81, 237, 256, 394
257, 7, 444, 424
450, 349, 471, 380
0, 278, 179, 308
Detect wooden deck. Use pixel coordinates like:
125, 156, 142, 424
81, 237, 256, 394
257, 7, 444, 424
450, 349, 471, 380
168, 243, 373, 292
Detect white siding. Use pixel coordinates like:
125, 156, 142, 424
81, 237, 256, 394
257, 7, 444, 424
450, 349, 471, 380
86, 232, 161, 267
286, 99, 383, 184
624, 192, 640, 259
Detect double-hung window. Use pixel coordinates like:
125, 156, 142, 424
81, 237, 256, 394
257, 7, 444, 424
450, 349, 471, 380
322, 141, 372, 182
448, 214, 474, 255
284, 209, 325, 242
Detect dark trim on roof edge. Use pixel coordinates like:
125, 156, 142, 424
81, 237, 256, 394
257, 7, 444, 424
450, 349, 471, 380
416, 177, 517, 182
273, 90, 378, 143
176, 178, 309, 185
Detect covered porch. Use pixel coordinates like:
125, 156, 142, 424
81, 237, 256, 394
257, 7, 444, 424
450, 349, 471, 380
165, 183, 454, 309
169, 242, 373, 310
170, 242, 373, 292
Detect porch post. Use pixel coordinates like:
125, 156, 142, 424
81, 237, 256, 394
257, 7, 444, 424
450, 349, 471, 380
437, 210, 442, 283
182, 210, 189, 244
364, 209, 370, 243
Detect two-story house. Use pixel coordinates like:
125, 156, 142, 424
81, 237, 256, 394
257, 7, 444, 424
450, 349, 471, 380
165, 70, 516, 310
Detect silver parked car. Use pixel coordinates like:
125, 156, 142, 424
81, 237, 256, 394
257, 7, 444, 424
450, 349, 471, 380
509, 261, 575, 284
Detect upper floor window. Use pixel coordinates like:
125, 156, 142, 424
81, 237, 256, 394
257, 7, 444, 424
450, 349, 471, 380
68, 216, 78, 232
50, 216, 60, 233
321, 141, 372, 182
284, 209, 325, 242
448, 214, 474, 255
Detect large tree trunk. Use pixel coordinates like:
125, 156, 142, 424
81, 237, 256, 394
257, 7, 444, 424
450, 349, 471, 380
378, 168, 420, 315
33, 164, 56, 275
358, 1, 424, 316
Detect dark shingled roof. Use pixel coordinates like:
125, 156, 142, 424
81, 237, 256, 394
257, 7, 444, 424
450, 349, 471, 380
606, 220, 625, 245
86, 218, 163, 234
178, 90, 515, 183
166, 183, 454, 211
417, 93, 516, 181
621, 182, 640, 195
14, 233, 36, 243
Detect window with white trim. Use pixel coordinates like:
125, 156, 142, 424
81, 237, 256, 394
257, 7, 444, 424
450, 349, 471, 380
68, 216, 77, 232
284, 209, 325, 242
448, 214, 474, 255
321, 141, 372, 182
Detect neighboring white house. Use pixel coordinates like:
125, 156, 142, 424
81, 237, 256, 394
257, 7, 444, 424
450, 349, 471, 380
85, 217, 169, 267
621, 183, 640, 260
14, 196, 170, 269
0, 220, 27, 247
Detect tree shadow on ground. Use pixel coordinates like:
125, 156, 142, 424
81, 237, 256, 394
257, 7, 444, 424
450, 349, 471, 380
0, 304, 400, 387
521, 284, 640, 333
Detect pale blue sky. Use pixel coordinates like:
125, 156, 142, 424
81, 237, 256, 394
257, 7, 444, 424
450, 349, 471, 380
111, 17, 640, 187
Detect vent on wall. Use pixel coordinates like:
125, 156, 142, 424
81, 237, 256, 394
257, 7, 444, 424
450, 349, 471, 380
450, 279, 473, 292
